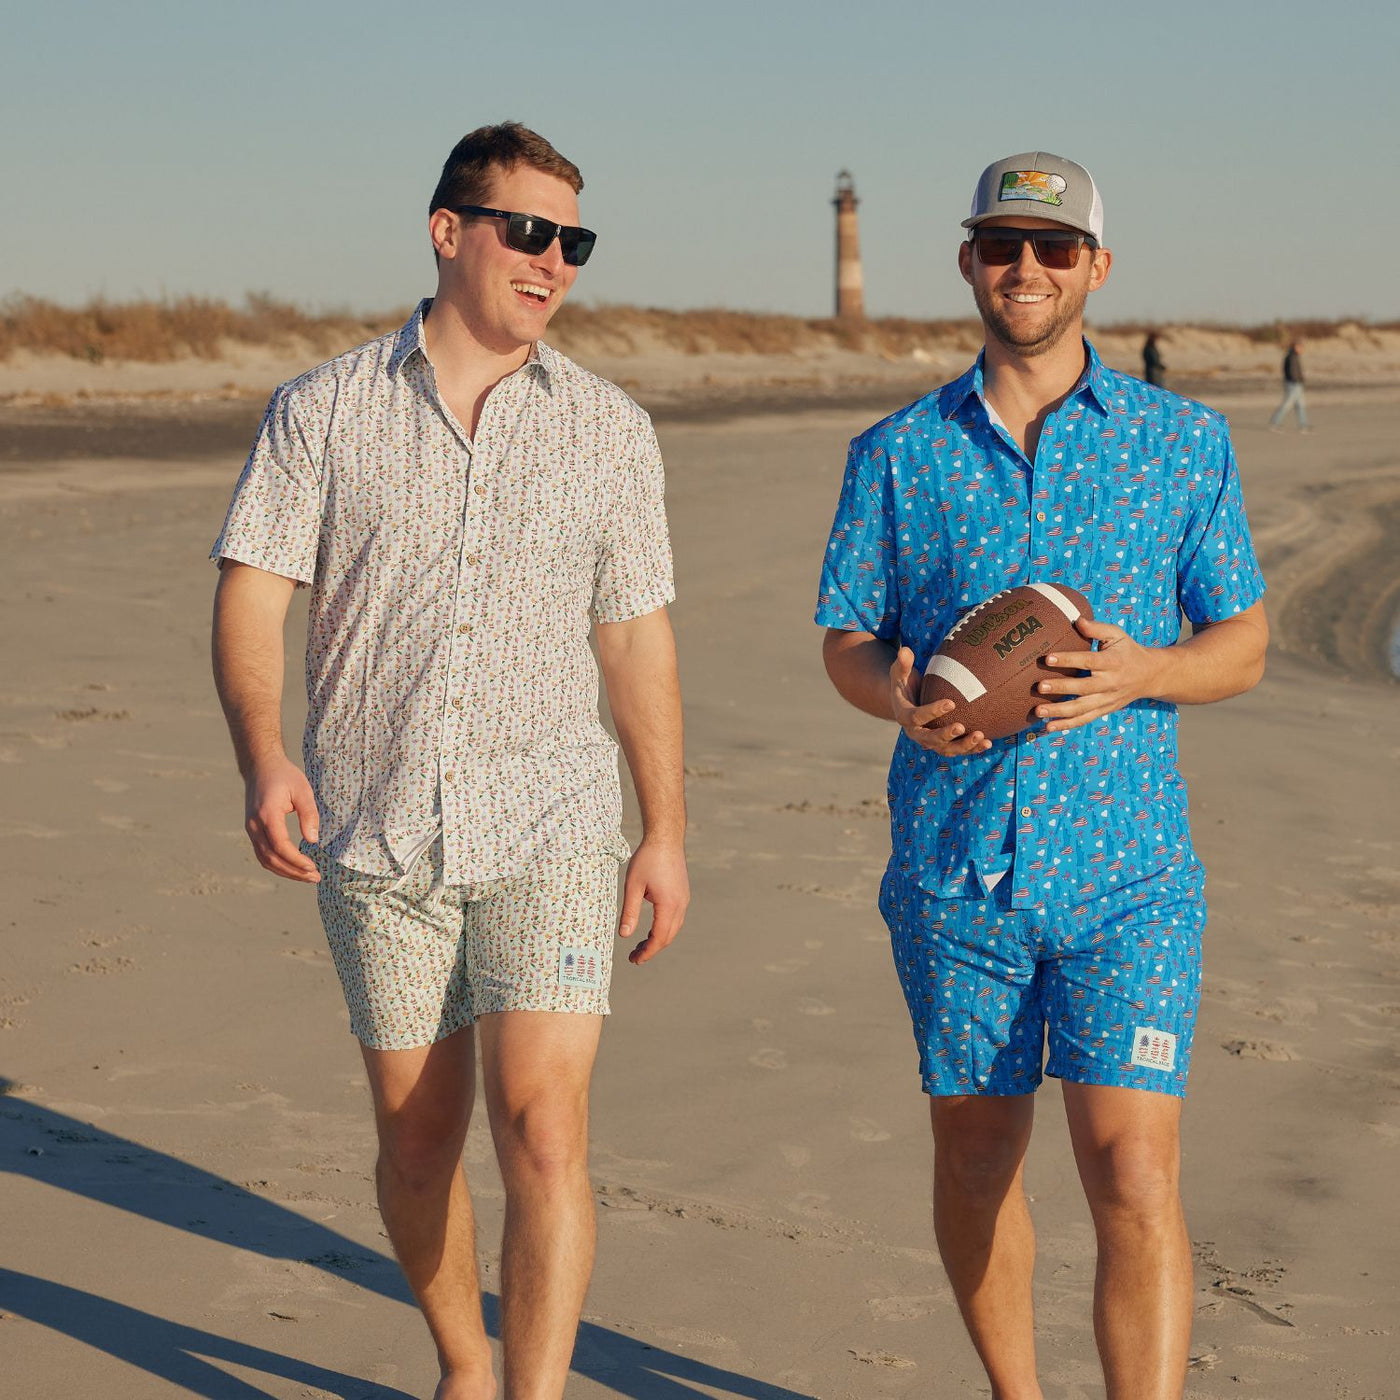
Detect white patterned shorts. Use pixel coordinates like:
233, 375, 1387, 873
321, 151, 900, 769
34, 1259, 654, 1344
311, 842, 624, 1051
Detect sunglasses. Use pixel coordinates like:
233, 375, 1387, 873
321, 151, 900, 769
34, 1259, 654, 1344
453, 205, 597, 267
970, 227, 1096, 270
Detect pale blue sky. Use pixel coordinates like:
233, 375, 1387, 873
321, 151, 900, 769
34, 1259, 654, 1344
3, 0, 1396, 323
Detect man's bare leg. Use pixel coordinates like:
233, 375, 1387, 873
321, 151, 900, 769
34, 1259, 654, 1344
930, 1093, 1043, 1400
361, 1025, 496, 1400
479, 1010, 603, 1400
1063, 1082, 1191, 1400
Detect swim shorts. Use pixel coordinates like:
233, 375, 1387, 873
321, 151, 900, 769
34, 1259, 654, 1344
312, 842, 625, 1051
880, 863, 1205, 1098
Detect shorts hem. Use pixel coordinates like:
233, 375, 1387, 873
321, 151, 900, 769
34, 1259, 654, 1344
920, 1071, 1044, 1097
1043, 1064, 1188, 1099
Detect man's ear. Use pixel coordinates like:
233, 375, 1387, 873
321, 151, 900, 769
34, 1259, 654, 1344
957, 239, 974, 286
429, 208, 461, 262
1087, 245, 1113, 292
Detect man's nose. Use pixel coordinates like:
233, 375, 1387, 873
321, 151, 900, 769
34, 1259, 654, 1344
1012, 238, 1041, 275
532, 235, 566, 275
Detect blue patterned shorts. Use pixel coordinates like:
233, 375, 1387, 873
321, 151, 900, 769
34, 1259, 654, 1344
880, 864, 1205, 1098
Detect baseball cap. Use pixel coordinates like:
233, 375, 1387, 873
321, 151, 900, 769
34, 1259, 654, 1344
962, 152, 1104, 243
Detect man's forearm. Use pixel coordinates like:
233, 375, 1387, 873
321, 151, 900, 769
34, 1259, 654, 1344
211, 563, 296, 776
597, 611, 685, 843
1149, 604, 1269, 706
822, 628, 900, 721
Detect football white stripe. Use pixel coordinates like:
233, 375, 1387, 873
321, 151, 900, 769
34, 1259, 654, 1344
925, 653, 987, 702
1027, 582, 1082, 621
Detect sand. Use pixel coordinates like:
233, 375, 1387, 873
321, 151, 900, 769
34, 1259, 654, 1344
1, 358, 1397, 1398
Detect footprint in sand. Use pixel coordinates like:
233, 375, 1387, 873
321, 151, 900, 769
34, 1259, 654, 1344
92, 778, 129, 792
850, 1117, 892, 1142
749, 1048, 788, 1070
0, 820, 64, 839
68, 956, 136, 976
1221, 1037, 1297, 1061
849, 1349, 916, 1369
797, 997, 836, 1017
868, 1294, 948, 1321
763, 958, 808, 975
778, 1144, 811, 1169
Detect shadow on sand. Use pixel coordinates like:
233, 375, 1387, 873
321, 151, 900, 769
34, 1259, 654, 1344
1, 1085, 814, 1399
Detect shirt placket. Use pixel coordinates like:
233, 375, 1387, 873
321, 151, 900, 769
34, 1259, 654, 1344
437, 380, 513, 882
1008, 417, 1069, 906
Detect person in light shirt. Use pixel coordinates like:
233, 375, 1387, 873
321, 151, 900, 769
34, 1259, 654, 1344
212, 122, 688, 1400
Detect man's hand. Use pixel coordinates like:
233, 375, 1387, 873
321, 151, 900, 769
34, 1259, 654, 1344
1035, 618, 1165, 733
244, 755, 322, 883
890, 646, 991, 756
618, 837, 689, 965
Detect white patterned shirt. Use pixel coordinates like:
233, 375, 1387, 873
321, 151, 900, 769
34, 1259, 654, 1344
212, 300, 674, 882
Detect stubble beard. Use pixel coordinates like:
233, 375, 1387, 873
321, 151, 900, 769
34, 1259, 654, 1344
974, 279, 1089, 359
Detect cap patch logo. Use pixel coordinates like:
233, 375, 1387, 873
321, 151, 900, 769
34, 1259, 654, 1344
999, 171, 1067, 207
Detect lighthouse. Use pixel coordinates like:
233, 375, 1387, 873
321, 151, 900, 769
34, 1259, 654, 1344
833, 170, 865, 321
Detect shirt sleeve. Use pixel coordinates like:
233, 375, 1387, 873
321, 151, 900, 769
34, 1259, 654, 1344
1176, 431, 1266, 625
591, 414, 675, 623
209, 383, 324, 585
814, 434, 901, 639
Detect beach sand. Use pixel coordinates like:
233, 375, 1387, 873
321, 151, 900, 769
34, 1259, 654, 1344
1, 367, 1397, 1398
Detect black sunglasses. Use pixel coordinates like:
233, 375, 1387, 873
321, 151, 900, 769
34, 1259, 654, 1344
453, 205, 597, 267
970, 227, 1096, 270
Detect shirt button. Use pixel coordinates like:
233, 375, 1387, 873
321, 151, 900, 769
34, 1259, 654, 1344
451, 696, 464, 709
443, 771, 456, 783
1021, 806, 1032, 817
466, 553, 480, 565
1036, 511, 1046, 522
457, 623, 471, 635
474, 484, 487, 497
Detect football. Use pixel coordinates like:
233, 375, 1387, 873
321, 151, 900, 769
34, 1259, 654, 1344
918, 583, 1094, 740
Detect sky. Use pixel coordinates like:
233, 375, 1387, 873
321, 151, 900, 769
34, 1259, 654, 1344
3, 0, 1397, 325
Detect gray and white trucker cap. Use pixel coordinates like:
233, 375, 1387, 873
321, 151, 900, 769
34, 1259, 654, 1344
962, 152, 1104, 243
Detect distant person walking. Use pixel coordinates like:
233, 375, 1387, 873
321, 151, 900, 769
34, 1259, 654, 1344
1269, 340, 1310, 431
1142, 331, 1166, 386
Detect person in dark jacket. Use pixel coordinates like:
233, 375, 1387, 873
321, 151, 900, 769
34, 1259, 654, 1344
1142, 331, 1166, 386
1269, 340, 1311, 430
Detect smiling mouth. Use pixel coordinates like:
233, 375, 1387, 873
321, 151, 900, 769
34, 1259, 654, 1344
511, 281, 553, 305
1005, 292, 1051, 304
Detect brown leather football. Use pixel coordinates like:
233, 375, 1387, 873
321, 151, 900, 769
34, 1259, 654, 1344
918, 583, 1093, 740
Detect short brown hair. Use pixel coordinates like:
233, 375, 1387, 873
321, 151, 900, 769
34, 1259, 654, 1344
429, 122, 583, 217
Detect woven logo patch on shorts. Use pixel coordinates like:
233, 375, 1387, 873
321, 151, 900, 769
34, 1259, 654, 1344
559, 947, 603, 990
1130, 1027, 1177, 1072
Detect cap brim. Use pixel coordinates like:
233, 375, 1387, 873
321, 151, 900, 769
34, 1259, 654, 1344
961, 210, 1097, 239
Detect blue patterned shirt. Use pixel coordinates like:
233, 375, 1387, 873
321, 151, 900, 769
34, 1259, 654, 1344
816, 341, 1265, 909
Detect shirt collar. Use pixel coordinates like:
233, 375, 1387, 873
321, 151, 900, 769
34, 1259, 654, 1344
939, 337, 1113, 421
388, 297, 557, 390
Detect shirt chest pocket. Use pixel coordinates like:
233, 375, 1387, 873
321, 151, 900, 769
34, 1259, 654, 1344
1090, 480, 1181, 636
496, 468, 603, 593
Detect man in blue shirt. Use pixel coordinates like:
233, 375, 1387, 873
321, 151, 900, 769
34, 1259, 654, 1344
817, 153, 1268, 1400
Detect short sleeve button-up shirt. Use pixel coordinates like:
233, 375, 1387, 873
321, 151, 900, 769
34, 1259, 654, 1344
212, 300, 674, 883
816, 340, 1265, 909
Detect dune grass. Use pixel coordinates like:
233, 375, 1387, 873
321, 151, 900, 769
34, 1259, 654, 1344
2, 294, 1395, 365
